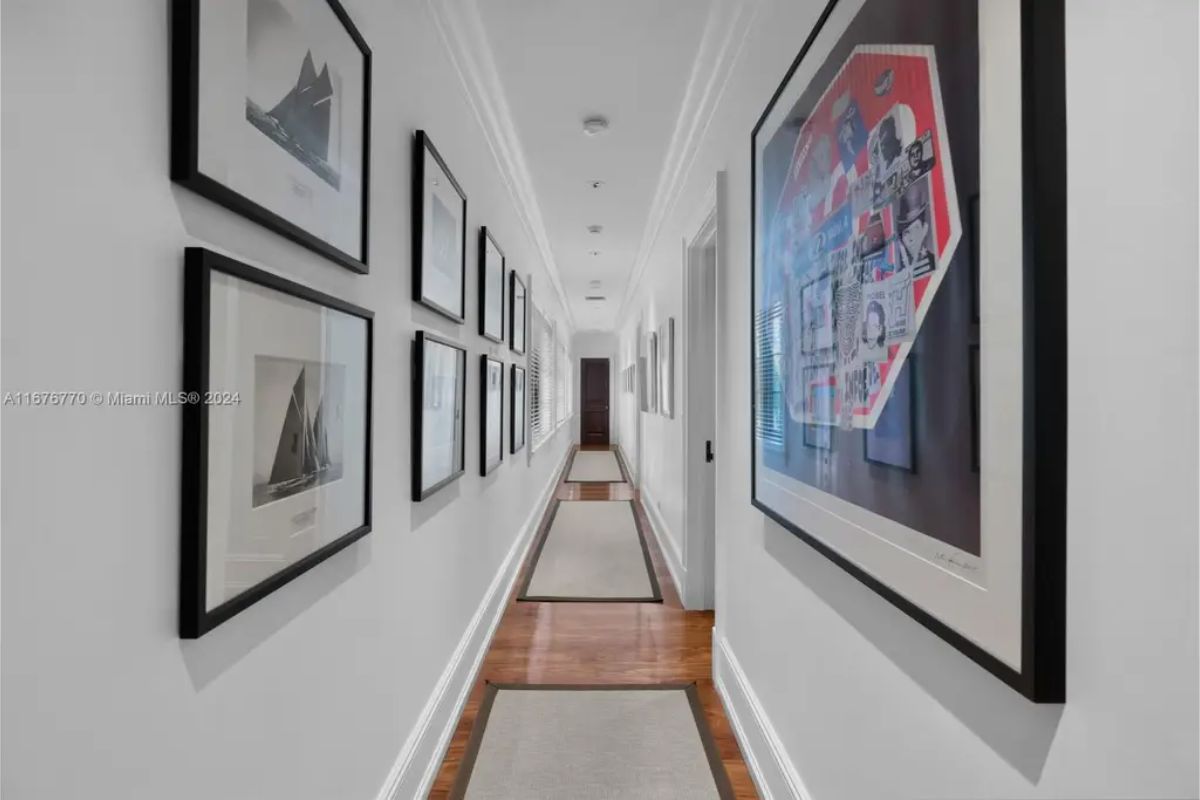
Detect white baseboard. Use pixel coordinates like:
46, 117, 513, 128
374, 446, 569, 800
639, 482, 686, 596
616, 442, 637, 484
712, 631, 813, 800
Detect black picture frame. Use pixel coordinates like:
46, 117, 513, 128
510, 364, 527, 455
748, 0, 1066, 701
412, 130, 468, 322
480, 355, 504, 476
412, 330, 467, 500
170, 0, 372, 274
479, 227, 506, 343
863, 356, 918, 472
180, 247, 374, 639
509, 271, 528, 354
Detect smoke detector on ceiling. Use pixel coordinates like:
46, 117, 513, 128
587, 225, 603, 235
582, 116, 610, 136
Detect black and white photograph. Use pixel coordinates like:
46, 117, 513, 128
413, 131, 468, 321
896, 176, 936, 277
252, 356, 345, 506
180, 247, 372, 639
172, 0, 371, 273
480, 355, 504, 475
509, 271, 528, 354
511, 364, 527, 454
412, 331, 467, 500
479, 228, 506, 342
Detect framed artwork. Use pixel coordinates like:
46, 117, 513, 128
638, 356, 649, 412
509, 272, 528, 354
479, 227, 506, 343
480, 355, 504, 475
749, 0, 1065, 700
180, 247, 372, 638
648, 332, 659, 413
511, 364, 527, 454
659, 319, 676, 418
413, 131, 467, 322
171, 0, 371, 274
412, 331, 466, 500
863, 356, 916, 471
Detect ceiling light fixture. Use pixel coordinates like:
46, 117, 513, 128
582, 116, 609, 136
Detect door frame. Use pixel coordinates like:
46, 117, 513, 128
679, 174, 724, 609
579, 357, 611, 446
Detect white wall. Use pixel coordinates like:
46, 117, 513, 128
571, 330, 618, 444
617, 307, 685, 568
0, 2, 573, 799
623, 0, 1199, 798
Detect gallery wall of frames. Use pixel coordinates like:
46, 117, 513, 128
170, 0, 561, 638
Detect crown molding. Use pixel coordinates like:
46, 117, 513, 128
425, 0, 576, 331
614, 0, 761, 329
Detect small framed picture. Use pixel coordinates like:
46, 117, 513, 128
648, 332, 659, 412
863, 357, 917, 471
180, 247, 373, 638
509, 272, 528, 354
480, 355, 504, 475
412, 331, 466, 500
659, 319, 675, 418
171, 0, 371, 273
510, 364, 527, 454
413, 131, 467, 322
479, 227, 506, 343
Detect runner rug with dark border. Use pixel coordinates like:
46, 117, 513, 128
448, 683, 735, 800
518, 500, 661, 603
564, 448, 628, 483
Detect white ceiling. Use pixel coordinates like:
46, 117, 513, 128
476, 0, 713, 331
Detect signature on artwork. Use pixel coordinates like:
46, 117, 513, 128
933, 551, 979, 573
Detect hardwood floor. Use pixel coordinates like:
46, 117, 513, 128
429, 445, 758, 798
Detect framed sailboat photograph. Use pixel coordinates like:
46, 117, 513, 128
180, 247, 373, 638
171, 0, 372, 273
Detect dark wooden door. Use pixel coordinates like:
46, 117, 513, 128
580, 358, 610, 446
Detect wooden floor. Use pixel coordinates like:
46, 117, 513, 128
429, 445, 758, 798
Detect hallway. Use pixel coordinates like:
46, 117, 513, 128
430, 445, 755, 798
3, 1, 1198, 798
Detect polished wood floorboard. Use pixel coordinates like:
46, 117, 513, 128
429, 445, 758, 798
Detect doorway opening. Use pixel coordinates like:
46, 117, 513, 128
681, 176, 722, 610
580, 357, 611, 446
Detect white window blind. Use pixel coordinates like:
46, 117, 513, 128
555, 327, 570, 425
529, 304, 556, 450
